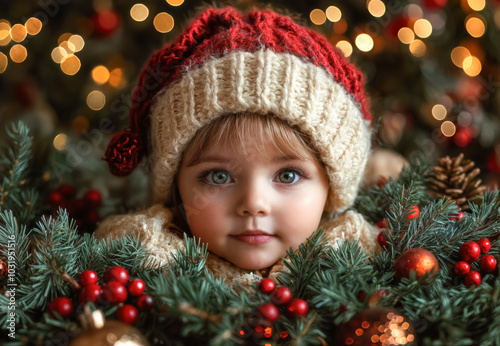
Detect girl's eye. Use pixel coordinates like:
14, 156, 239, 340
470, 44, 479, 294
278, 170, 300, 184
206, 170, 230, 184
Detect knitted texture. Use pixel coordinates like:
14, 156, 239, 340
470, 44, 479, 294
104, 7, 372, 213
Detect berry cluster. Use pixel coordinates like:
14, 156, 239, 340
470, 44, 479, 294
454, 239, 497, 287
46, 183, 102, 230
377, 205, 420, 249
48, 266, 154, 325
256, 279, 309, 324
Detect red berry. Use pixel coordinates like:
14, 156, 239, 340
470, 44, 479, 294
116, 304, 139, 325
102, 281, 128, 304
257, 303, 280, 324
377, 231, 388, 249
257, 279, 276, 294
79, 284, 102, 304
104, 266, 129, 285
376, 219, 388, 229
464, 270, 481, 287
449, 211, 465, 222
454, 261, 470, 276
128, 279, 146, 296
271, 287, 292, 305
57, 183, 76, 199
78, 270, 98, 286
406, 205, 420, 220
477, 238, 491, 253
47, 190, 64, 208
459, 241, 481, 263
287, 298, 309, 317
84, 189, 102, 208
479, 255, 497, 273
136, 294, 154, 311
49, 297, 73, 318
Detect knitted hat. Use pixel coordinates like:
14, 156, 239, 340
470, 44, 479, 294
104, 7, 372, 214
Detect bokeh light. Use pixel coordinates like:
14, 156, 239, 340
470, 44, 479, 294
59, 40, 76, 54
368, 0, 386, 18
441, 121, 456, 137
60, 55, 81, 75
0, 21, 10, 46
167, 0, 184, 5
406, 4, 424, 19
108, 68, 126, 88
0, 52, 7, 73
310, 9, 326, 25
10, 24, 27, 42
25, 17, 42, 35
154, 12, 174, 33
451, 46, 471, 68
53, 133, 68, 151
336, 40, 353, 58
131, 3, 149, 22
463, 56, 482, 76
432, 104, 447, 120
51, 47, 68, 63
468, 0, 485, 11
409, 39, 426, 57
398, 27, 414, 44
10, 44, 27, 63
326, 6, 341, 22
92, 65, 110, 84
68, 35, 85, 52
465, 15, 485, 38
414, 19, 432, 38
87, 90, 106, 110
355, 33, 374, 52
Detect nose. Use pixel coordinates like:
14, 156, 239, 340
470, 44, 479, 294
235, 179, 271, 217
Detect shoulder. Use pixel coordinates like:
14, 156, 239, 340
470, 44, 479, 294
94, 204, 185, 266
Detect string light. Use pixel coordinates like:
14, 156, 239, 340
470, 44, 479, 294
87, 90, 106, 110
414, 19, 432, 38
68, 35, 85, 52
166, 0, 184, 5
397, 27, 414, 44
53, 133, 68, 151
355, 33, 374, 52
60, 55, 81, 75
310, 9, 326, 25
367, 0, 386, 18
463, 56, 482, 76
451, 46, 471, 68
154, 12, 174, 33
336, 40, 353, 58
10, 24, 26, 42
10, 44, 27, 63
468, 0, 485, 11
409, 39, 426, 57
131, 3, 149, 22
25, 17, 42, 35
441, 121, 456, 137
465, 15, 485, 38
432, 104, 447, 120
92, 65, 110, 84
0, 52, 7, 73
326, 6, 342, 22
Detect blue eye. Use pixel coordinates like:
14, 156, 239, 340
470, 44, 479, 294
207, 170, 230, 184
278, 170, 300, 184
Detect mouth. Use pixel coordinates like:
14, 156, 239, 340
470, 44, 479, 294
230, 230, 275, 244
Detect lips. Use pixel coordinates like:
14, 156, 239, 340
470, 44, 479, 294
230, 230, 275, 244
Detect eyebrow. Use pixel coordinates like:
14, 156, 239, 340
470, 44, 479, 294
187, 154, 306, 167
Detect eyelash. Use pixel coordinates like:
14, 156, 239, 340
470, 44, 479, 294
197, 165, 309, 185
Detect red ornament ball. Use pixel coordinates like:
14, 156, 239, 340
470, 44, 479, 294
423, 0, 448, 10
454, 126, 473, 148
49, 297, 73, 318
136, 294, 154, 311
487, 151, 500, 173
57, 183, 76, 199
116, 304, 139, 325
104, 266, 129, 285
257, 303, 280, 324
376, 219, 388, 229
271, 287, 293, 305
407, 205, 420, 220
287, 298, 309, 317
449, 211, 465, 222
454, 261, 470, 276
477, 238, 491, 253
393, 248, 439, 280
92, 10, 121, 37
102, 281, 128, 304
78, 270, 98, 286
464, 270, 481, 287
479, 255, 497, 273
78, 284, 102, 304
128, 279, 146, 296
377, 231, 389, 249
47, 190, 64, 208
84, 189, 102, 208
459, 241, 481, 263
257, 279, 276, 294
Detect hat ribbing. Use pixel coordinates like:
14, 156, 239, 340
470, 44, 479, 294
105, 7, 372, 214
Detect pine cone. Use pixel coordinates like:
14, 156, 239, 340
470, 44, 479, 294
426, 153, 487, 210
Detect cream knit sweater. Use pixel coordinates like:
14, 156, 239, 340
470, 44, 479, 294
94, 205, 377, 288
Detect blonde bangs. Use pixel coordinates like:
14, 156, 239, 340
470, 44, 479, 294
182, 113, 323, 169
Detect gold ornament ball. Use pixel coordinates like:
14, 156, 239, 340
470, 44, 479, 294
394, 248, 439, 281
337, 307, 416, 345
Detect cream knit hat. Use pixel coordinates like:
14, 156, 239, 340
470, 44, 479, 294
104, 7, 372, 214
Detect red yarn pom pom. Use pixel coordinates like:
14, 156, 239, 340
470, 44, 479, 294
104, 131, 143, 177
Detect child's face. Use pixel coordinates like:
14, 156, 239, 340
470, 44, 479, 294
176, 138, 329, 270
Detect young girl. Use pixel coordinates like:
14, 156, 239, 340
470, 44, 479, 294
95, 7, 377, 287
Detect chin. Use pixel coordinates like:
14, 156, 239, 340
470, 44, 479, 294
232, 258, 279, 271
